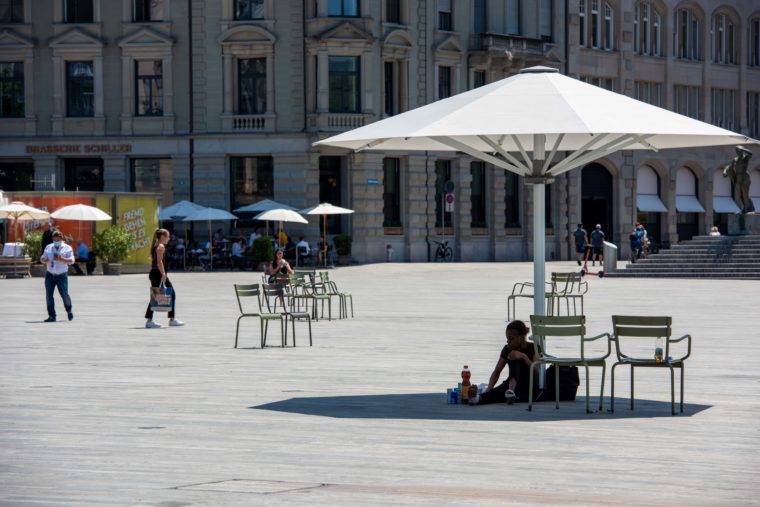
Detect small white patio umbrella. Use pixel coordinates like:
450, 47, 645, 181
51, 204, 112, 222
183, 207, 238, 270
159, 200, 206, 221
0, 201, 51, 246
299, 203, 355, 245
316, 66, 759, 317
235, 199, 297, 237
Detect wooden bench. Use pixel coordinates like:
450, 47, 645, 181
0, 256, 32, 278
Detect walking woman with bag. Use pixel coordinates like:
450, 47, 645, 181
145, 228, 184, 329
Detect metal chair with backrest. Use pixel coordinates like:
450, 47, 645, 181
549, 272, 588, 316
507, 280, 554, 321
232, 283, 286, 349
318, 271, 353, 318
528, 315, 611, 414
610, 315, 692, 415
262, 283, 312, 346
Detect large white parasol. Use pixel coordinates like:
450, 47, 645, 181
51, 204, 112, 222
236, 199, 297, 237
159, 200, 207, 221
299, 203, 355, 243
0, 201, 51, 245
183, 207, 238, 270
316, 65, 759, 317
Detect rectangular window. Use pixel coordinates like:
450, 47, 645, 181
634, 80, 662, 107
238, 58, 266, 114
131, 159, 173, 206
383, 61, 395, 116
135, 60, 163, 116
581, 75, 615, 91
676, 8, 701, 60
134, 0, 164, 21
64, 0, 93, 22
0, 62, 24, 117
748, 91, 760, 138
603, 3, 613, 50
386, 0, 401, 24
328, 0, 359, 17
230, 156, 274, 211
64, 158, 103, 191
591, 0, 600, 48
674, 85, 701, 119
66, 61, 94, 117
435, 159, 451, 228
470, 161, 487, 228
505, 0, 519, 34
328, 56, 360, 113
579, 0, 586, 47
319, 156, 343, 234
473, 0, 486, 33
0, 161, 34, 191
710, 88, 736, 131
0, 0, 23, 22
504, 171, 520, 228
473, 70, 486, 88
539, 0, 552, 40
438, 65, 451, 99
751, 19, 760, 67
383, 157, 402, 228
438, 0, 452, 31
234, 0, 264, 20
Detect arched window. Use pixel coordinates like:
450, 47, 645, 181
675, 6, 702, 60
636, 165, 667, 212
713, 11, 737, 64
579, 0, 614, 50
634, 1, 662, 56
713, 167, 739, 213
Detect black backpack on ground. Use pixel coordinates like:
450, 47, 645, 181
544, 365, 580, 401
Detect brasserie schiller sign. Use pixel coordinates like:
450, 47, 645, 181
25, 143, 133, 154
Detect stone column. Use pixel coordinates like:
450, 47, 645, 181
316, 50, 329, 112
103, 155, 128, 192
33, 156, 59, 191
455, 156, 472, 261
491, 167, 506, 260
406, 153, 432, 262
351, 151, 385, 262
222, 54, 233, 114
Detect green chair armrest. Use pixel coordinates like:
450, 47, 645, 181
669, 333, 691, 361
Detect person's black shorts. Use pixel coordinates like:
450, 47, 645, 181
592, 246, 603, 256
575, 244, 586, 254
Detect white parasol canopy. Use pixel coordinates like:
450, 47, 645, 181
299, 203, 355, 242
160, 200, 206, 221
234, 199, 297, 213
51, 204, 112, 221
0, 201, 51, 221
316, 66, 759, 316
183, 208, 238, 270
254, 208, 308, 224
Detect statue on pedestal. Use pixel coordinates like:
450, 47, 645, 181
722, 146, 754, 214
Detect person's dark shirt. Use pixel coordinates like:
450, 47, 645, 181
499, 341, 537, 398
574, 228, 587, 246
590, 229, 605, 247
41, 229, 53, 250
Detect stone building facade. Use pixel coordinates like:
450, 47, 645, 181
1, 0, 759, 262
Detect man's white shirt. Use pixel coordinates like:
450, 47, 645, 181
41, 242, 74, 275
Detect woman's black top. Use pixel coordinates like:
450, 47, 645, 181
151, 245, 168, 272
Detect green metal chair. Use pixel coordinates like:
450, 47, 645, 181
263, 283, 312, 346
528, 315, 611, 413
319, 271, 353, 318
507, 280, 554, 321
610, 315, 692, 415
549, 272, 588, 316
233, 283, 285, 348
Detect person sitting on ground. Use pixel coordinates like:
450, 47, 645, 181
470, 320, 540, 405
266, 248, 293, 283
709, 226, 721, 236
589, 224, 605, 266
573, 223, 588, 266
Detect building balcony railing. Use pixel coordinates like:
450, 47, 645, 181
222, 113, 275, 133
469, 33, 553, 62
307, 112, 372, 132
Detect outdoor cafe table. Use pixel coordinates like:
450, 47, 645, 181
2, 242, 24, 257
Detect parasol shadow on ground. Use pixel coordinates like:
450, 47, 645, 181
252, 393, 711, 421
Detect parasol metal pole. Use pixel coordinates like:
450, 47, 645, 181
529, 133, 549, 390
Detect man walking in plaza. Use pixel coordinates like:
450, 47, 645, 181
590, 224, 605, 266
573, 223, 589, 266
40, 230, 75, 322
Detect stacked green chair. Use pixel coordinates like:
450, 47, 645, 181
234, 284, 286, 348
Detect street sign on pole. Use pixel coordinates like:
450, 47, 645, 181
445, 193, 454, 212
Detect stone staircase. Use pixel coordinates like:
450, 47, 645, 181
606, 235, 760, 279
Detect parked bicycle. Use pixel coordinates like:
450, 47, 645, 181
434, 240, 453, 262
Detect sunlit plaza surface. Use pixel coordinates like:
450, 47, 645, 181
1, 262, 758, 506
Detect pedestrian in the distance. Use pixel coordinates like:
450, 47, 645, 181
40, 229, 75, 322
589, 224, 605, 266
145, 228, 184, 329
573, 223, 589, 266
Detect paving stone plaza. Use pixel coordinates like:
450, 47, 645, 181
1, 263, 758, 506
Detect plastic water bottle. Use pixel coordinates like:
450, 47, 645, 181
461, 365, 471, 403
654, 337, 664, 362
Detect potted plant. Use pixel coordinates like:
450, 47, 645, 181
23, 230, 46, 277
333, 234, 352, 265
252, 236, 274, 271
93, 225, 136, 275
